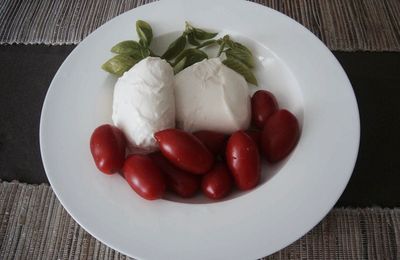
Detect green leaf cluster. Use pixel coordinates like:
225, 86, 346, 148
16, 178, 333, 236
101, 20, 153, 76
101, 20, 258, 86
217, 35, 257, 85
161, 22, 218, 73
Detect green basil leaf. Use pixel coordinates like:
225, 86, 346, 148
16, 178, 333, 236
222, 58, 258, 86
196, 39, 217, 49
173, 48, 208, 73
226, 48, 254, 68
111, 40, 150, 60
136, 20, 153, 47
217, 41, 226, 57
111, 40, 141, 54
101, 54, 139, 77
232, 41, 252, 54
222, 36, 251, 54
174, 48, 208, 65
187, 32, 200, 46
173, 57, 187, 74
161, 35, 187, 60
193, 28, 218, 40
221, 35, 254, 66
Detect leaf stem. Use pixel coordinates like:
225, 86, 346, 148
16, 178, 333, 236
149, 49, 159, 57
184, 21, 193, 35
217, 42, 226, 57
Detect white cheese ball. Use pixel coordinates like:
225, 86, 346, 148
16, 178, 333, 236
174, 58, 251, 133
112, 57, 175, 153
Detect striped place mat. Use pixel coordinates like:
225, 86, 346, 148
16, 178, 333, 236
0, 181, 399, 259
1, 0, 400, 51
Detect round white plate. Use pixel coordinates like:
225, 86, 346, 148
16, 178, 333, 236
40, 0, 360, 259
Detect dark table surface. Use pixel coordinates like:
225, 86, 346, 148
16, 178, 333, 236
1, 45, 399, 207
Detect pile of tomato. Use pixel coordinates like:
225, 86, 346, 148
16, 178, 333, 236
90, 90, 300, 200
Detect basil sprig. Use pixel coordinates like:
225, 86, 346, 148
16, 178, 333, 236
161, 22, 217, 74
102, 20, 258, 86
102, 20, 154, 76
217, 35, 257, 85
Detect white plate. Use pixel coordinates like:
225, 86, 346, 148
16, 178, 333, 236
40, 0, 360, 259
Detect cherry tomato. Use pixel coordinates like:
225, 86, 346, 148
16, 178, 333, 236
262, 109, 300, 163
122, 155, 166, 200
154, 129, 214, 174
193, 130, 227, 156
251, 90, 278, 129
150, 152, 200, 198
245, 129, 262, 152
226, 131, 261, 190
90, 124, 126, 174
201, 163, 233, 200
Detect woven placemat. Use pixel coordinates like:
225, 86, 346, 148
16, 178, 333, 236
0, 181, 399, 260
1, 0, 400, 50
